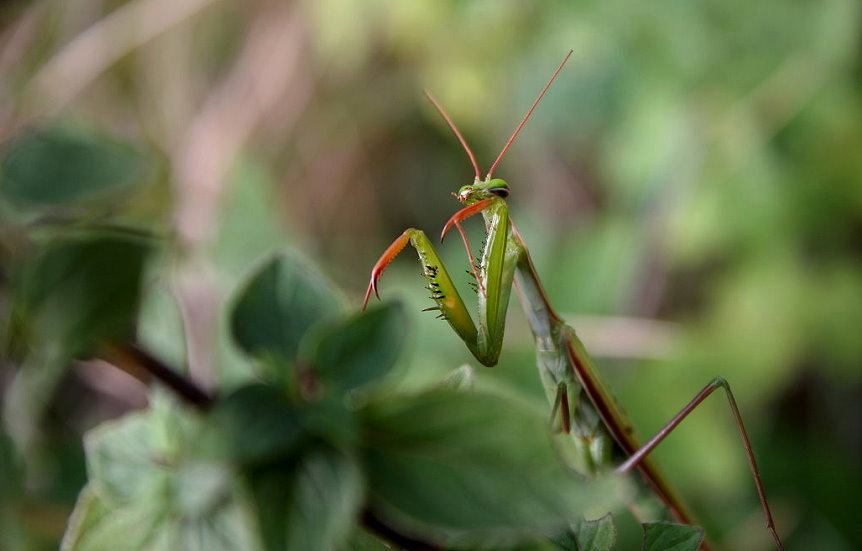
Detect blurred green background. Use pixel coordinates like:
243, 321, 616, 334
1, 0, 861, 550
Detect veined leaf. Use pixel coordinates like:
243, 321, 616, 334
309, 301, 408, 395
641, 522, 704, 551
360, 388, 628, 548
246, 444, 362, 551
230, 252, 343, 375
552, 515, 616, 551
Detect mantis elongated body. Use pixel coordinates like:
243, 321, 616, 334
362, 52, 784, 551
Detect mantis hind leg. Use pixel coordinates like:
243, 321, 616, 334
616, 377, 785, 551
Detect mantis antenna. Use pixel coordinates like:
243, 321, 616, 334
486, 49, 573, 180
424, 90, 483, 181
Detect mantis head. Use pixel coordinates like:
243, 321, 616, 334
456, 178, 510, 204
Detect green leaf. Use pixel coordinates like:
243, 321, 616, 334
508, 542, 563, 551
63, 481, 260, 551
230, 252, 343, 372
301, 393, 360, 447
640, 522, 704, 551
338, 529, 398, 551
310, 301, 408, 394
84, 411, 168, 507
0, 425, 25, 551
61, 486, 107, 551
360, 388, 628, 548
284, 446, 363, 551
437, 364, 476, 390
246, 444, 363, 551
11, 232, 150, 357
210, 383, 306, 465
67, 402, 261, 551
0, 127, 147, 208
3, 233, 149, 456
61, 485, 167, 551
574, 515, 617, 551
552, 515, 616, 551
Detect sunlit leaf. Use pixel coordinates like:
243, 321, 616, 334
60, 485, 168, 551
437, 364, 476, 390
84, 411, 168, 507
69, 403, 260, 551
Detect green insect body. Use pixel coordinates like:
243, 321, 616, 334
362, 52, 785, 551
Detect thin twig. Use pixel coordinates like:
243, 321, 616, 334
100, 342, 213, 409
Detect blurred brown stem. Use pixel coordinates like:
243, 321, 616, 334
99, 342, 213, 409
100, 342, 440, 549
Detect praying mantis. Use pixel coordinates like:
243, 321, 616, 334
362, 51, 785, 551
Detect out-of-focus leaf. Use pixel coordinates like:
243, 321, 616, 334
3, 233, 149, 470
640, 522, 703, 551
11, 233, 150, 357
68, 402, 260, 551
339, 529, 397, 551
0, 411, 21, 498
506, 542, 563, 551
552, 515, 616, 551
0, 127, 147, 208
438, 364, 476, 390
310, 301, 408, 394
0, 426, 25, 551
84, 411, 167, 507
574, 515, 616, 551
284, 445, 363, 551
246, 444, 362, 551
62, 481, 260, 551
60, 485, 167, 551
244, 464, 294, 550
230, 252, 343, 372
210, 383, 305, 465
360, 388, 629, 548
61, 486, 107, 551
301, 393, 360, 447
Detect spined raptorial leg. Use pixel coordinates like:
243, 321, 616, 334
363, 198, 516, 367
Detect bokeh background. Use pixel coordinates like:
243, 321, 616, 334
1, 1, 861, 550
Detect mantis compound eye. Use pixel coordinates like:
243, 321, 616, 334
489, 187, 509, 198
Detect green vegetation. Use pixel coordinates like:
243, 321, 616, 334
1, 1, 860, 550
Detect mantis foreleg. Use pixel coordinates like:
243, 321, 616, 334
363, 197, 519, 366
